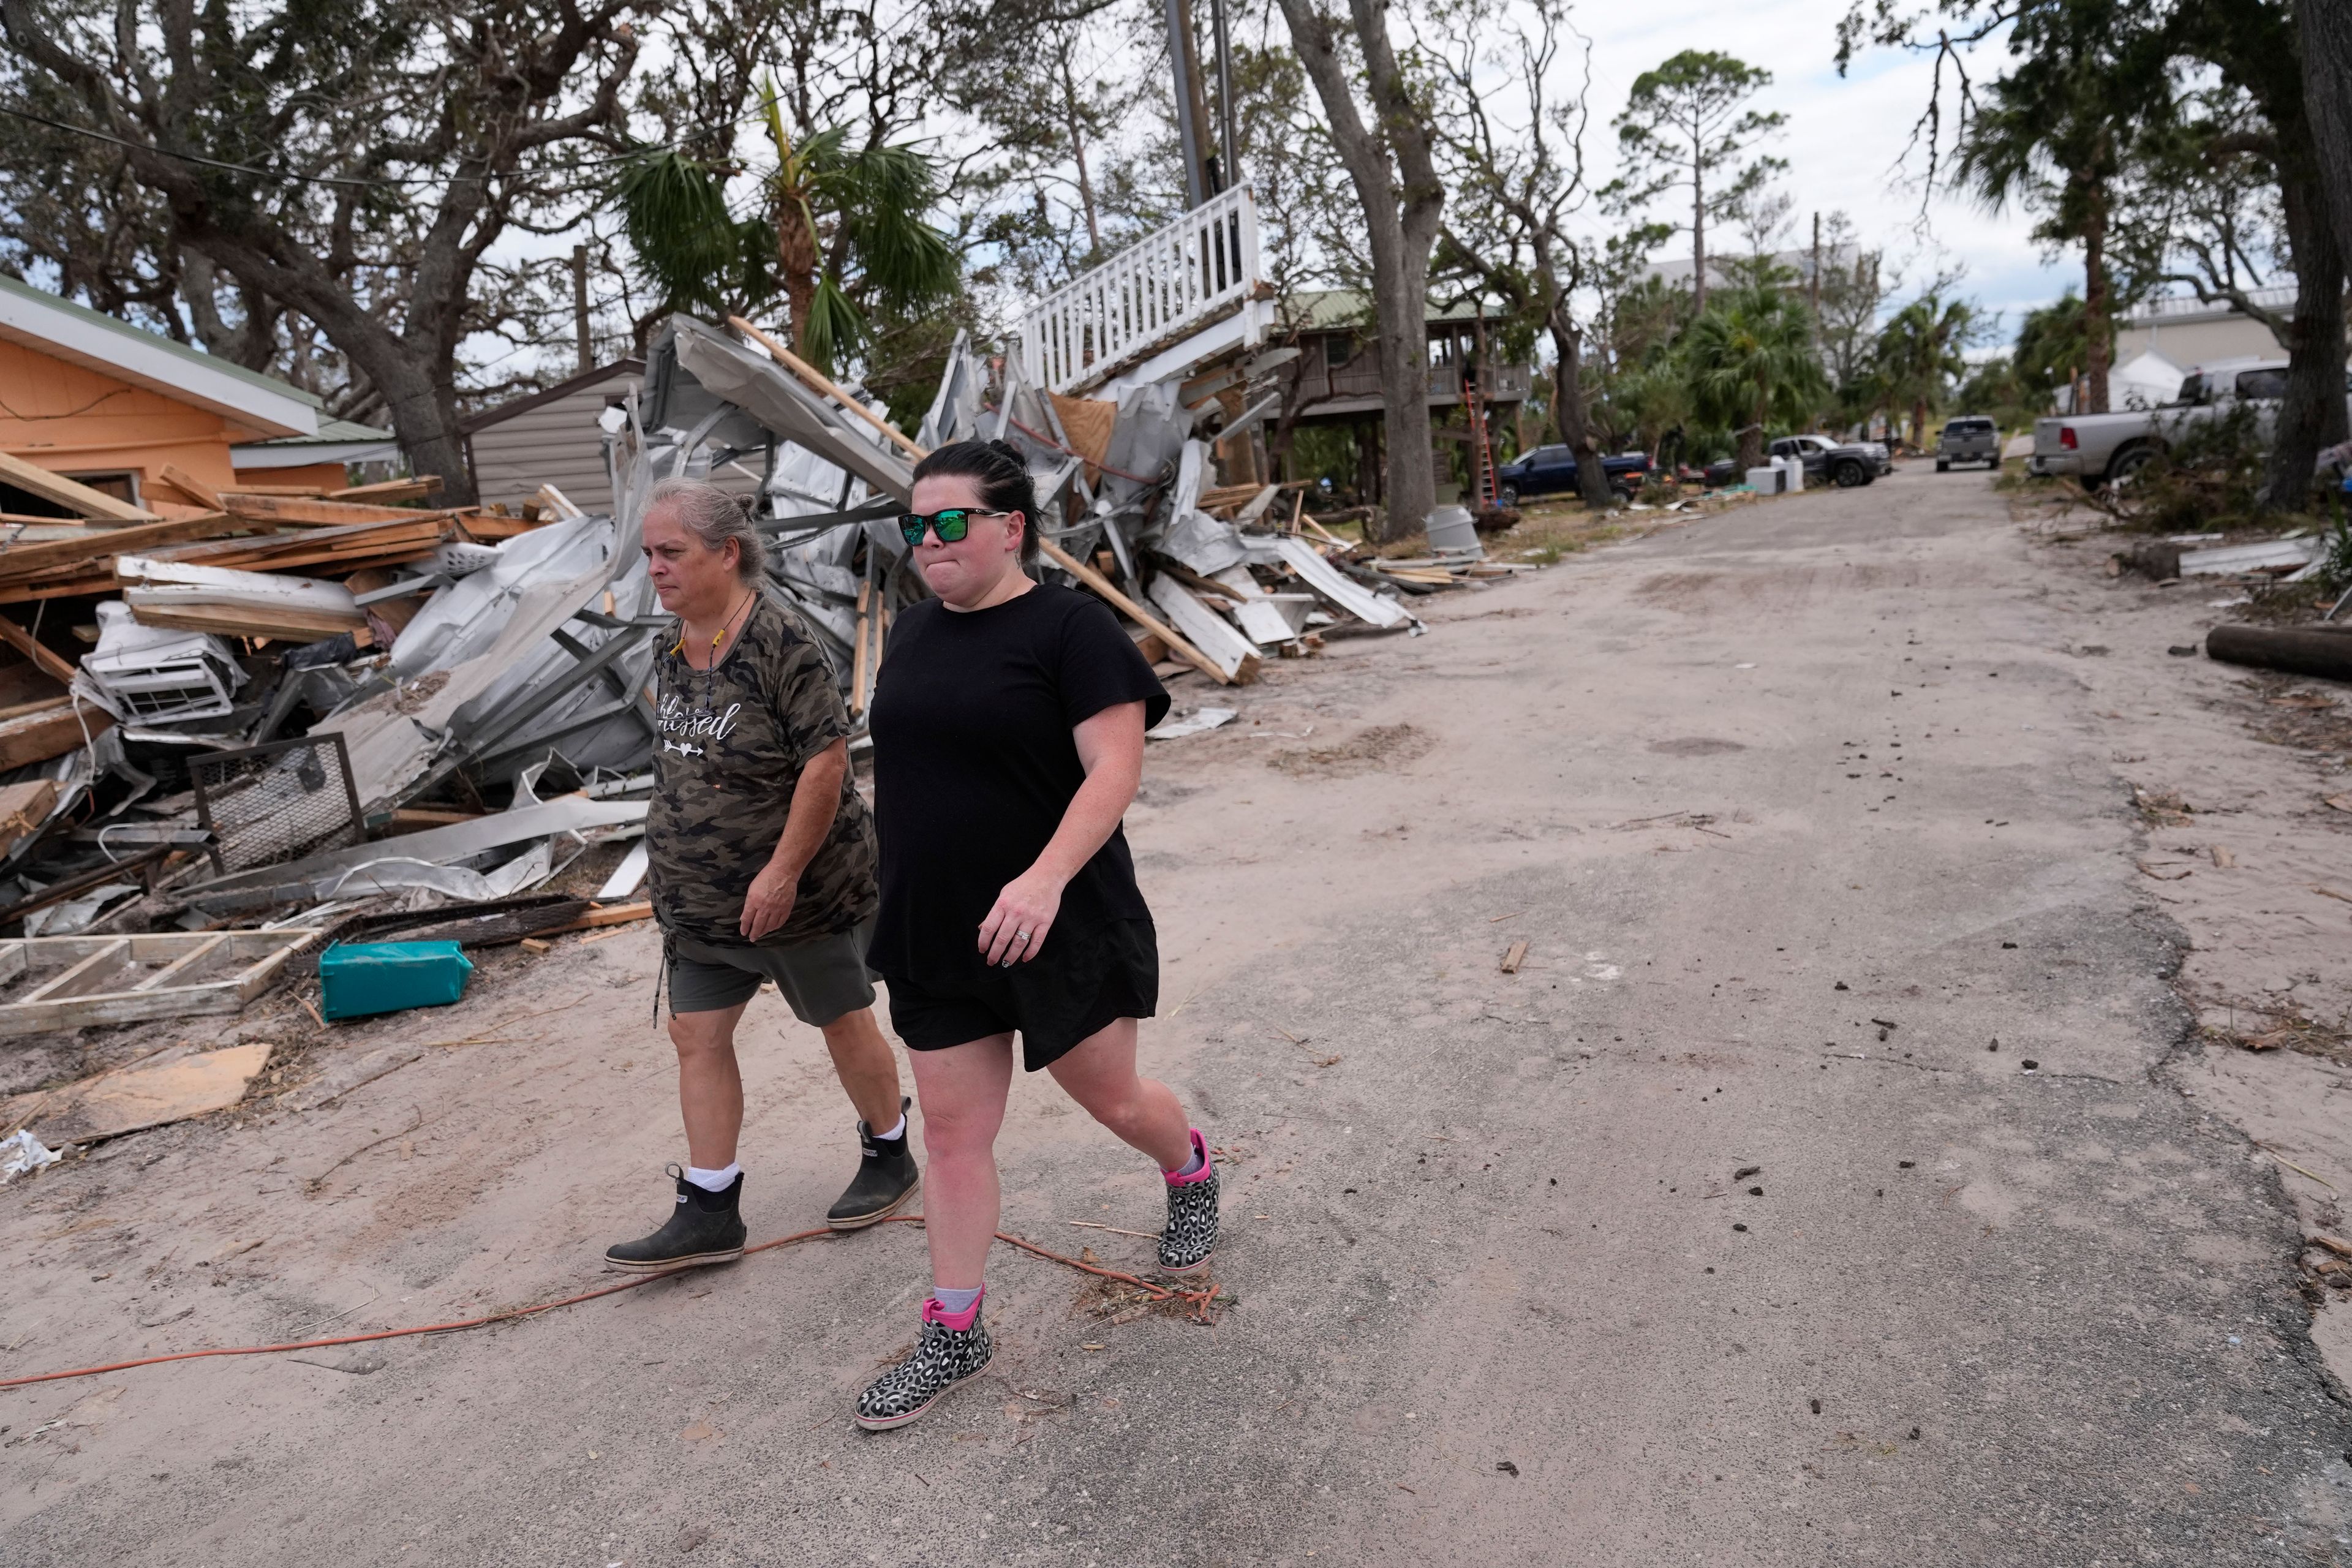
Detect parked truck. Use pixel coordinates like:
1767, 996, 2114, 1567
1935, 416, 2000, 470
1494, 445, 1651, 506
2027, 357, 2299, 488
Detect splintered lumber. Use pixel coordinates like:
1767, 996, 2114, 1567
454, 513, 543, 541
850, 580, 873, 715
0, 512, 238, 581
0, 701, 111, 771
0, 611, 77, 685
1146, 575, 1263, 684
221, 492, 447, 527
0, 778, 56, 859
128, 601, 364, 639
729, 315, 929, 461
331, 475, 442, 502
1036, 538, 1234, 686
148, 515, 449, 576
541, 899, 653, 935
2206, 623, 2352, 684
0, 449, 156, 521
154, 464, 225, 509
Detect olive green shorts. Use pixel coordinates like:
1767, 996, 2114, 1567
666, 919, 878, 1026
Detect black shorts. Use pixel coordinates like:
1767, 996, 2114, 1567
881, 918, 1158, 1071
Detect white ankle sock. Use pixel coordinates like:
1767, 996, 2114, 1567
873, 1113, 906, 1142
684, 1162, 740, 1193
932, 1285, 982, 1314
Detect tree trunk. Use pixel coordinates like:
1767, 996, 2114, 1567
1738, 382, 1766, 472
1059, 49, 1104, 257
1691, 157, 1708, 317
2081, 187, 2111, 416
2302, 0, 2352, 270
2261, 121, 2349, 511
775, 195, 821, 357
1548, 314, 1612, 508
1274, 0, 1443, 543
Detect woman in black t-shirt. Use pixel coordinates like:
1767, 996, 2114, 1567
852, 440, 1221, 1431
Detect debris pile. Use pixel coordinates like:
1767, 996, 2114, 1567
0, 307, 1462, 1038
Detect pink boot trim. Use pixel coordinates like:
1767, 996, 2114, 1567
922, 1291, 984, 1332
1163, 1127, 1213, 1186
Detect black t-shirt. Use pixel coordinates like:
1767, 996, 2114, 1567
865, 582, 1170, 983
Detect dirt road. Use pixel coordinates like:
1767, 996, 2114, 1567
7, 472, 2350, 1566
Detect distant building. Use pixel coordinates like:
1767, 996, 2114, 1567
2114, 286, 2293, 368
1640, 243, 1861, 296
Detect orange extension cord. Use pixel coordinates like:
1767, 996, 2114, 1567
0, 1215, 1223, 1392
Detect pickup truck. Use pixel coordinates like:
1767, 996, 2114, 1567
2028, 357, 2293, 488
1936, 416, 1999, 470
1768, 433, 1891, 487
1494, 444, 1651, 506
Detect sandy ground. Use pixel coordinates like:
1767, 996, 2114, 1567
5, 466, 2351, 1566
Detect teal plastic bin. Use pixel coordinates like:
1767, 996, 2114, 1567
319, 940, 474, 1021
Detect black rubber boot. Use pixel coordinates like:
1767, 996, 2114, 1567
605, 1166, 747, 1272
827, 1096, 920, 1231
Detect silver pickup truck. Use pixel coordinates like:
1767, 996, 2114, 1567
2027, 356, 2291, 488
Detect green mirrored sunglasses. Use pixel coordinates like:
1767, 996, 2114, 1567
897, 507, 1011, 546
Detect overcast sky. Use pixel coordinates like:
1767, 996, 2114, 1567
1559, 0, 2070, 345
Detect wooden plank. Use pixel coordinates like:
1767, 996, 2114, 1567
132, 932, 229, 992
0, 449, 156, 521
221, 492, 447, 527
127, 600, 364, 638
0, 701, 109, 771
1036, 537, 1234, 686
850, 580, 872, 716
540, 900, 653, 935
729, 316, 929, 460
1499, 940, 1528, 974
0, 778, 57, 859
331, 475, 442, 502
453, 513, 542, 541
157, 464, 226, 509
0, 512, 239, 581
0, 611, 75, 685
144, 518, 447, 575
18, 938, 130, 1005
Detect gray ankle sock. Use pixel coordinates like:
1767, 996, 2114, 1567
932, 1285, 982, 1314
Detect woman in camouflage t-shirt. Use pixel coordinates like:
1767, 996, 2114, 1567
603, 480, 919, 1275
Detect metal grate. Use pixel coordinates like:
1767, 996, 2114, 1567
190, 734, 365, 875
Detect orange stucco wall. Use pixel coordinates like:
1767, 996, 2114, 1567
0, 337, 251, 503
232, 460, 351, 493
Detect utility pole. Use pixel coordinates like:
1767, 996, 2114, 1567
571, 244, 593, 374
1210, 0, 1238, 190
1166, 0, 1219, 205
1807, 212, 1822, 324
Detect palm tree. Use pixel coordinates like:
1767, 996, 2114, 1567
1682, 286, 1828, 470
613, 83, 959, 373
1875, 296, 1977, 447
1953, 0, 2163, 416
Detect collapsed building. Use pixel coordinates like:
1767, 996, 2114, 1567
0, 187, 1446, 1029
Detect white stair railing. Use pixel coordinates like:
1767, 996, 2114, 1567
1018, 184, 1262, 395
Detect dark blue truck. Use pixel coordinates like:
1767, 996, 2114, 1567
1494, 445, 1651, 506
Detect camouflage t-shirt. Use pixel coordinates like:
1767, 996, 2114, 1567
646, 593, 877, 948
